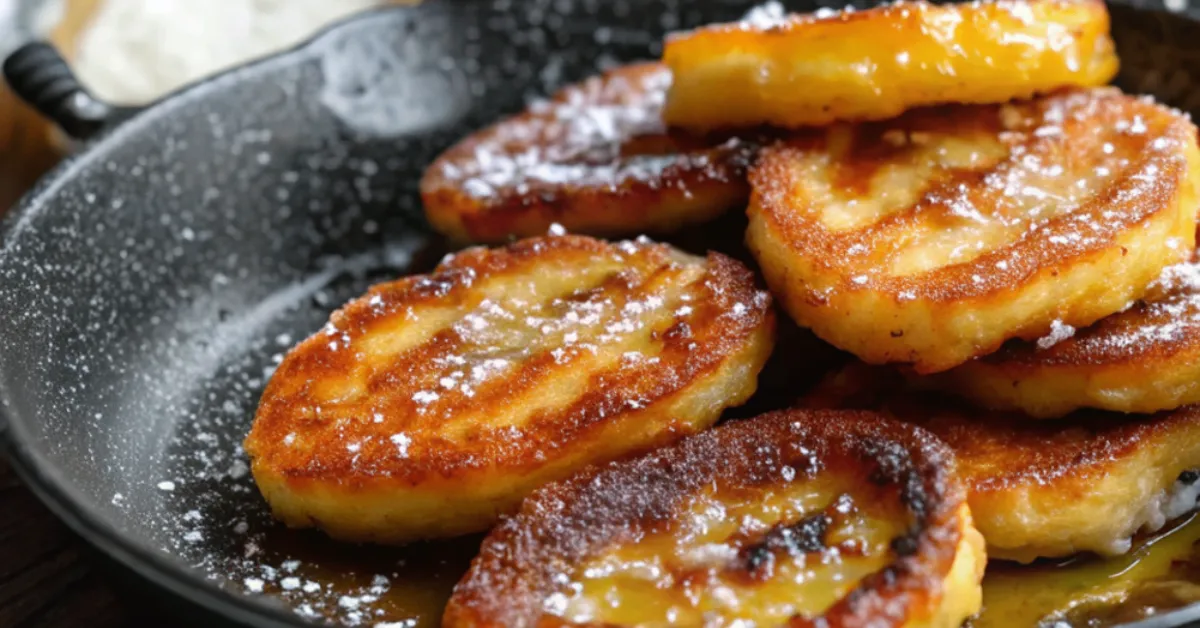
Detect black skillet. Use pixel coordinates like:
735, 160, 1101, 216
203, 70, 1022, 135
3, 0, 1200, 626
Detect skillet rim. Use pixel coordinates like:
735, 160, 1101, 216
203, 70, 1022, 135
3, 0, 1200, 626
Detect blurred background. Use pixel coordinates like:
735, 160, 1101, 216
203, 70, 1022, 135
0, 0, 414, 211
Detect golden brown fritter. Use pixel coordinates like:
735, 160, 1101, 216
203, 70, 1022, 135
748, 88, 1200, 374
245, 234, 775, 544
444, 410, 984, 628
420, 62, 757, 244
663, 0, 1117, 130
932, 255, 1200, 417
804, 365, 1200, 563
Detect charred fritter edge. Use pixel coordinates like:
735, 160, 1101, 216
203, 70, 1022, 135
748, 89, 1200, 373
420, 62, 757, 243
244, 234, 775, 541
443, 409, 980, 627
932, 258, 1200, 417
663, 0, 1118, 130
804, 365, 1200, 562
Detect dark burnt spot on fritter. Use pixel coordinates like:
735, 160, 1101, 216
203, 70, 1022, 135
738, 513, 832, 578
741, 543, 774, 577
864, 438, 913, 486
890, 531, 922, 557
860, 437, 931, 523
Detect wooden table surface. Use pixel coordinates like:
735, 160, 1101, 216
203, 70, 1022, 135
0, 458, 132, 627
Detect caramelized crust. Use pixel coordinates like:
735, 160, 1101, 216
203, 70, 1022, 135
748, 88, 1200, 373
663, 0, 1118, 130
934, 256, 1200, 417
420, 63, 757, 243
444, 410, 984, 628
244, 234, 775, 543
805, 365, 1200, 562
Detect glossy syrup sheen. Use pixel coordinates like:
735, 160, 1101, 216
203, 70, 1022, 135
972, 512, 1200, 627
663, 0, 1118, 129
550, 477, 904, 625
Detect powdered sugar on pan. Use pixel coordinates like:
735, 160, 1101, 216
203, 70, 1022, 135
0, 1, 789, 626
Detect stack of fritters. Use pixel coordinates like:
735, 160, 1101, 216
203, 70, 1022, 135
245, 0, 1200, 625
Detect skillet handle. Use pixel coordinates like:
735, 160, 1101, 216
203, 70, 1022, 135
3, 42, 139, 141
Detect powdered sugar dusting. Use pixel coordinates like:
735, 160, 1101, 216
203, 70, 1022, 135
1036, 320, 1077, 350
713, 0, 855, 32
1153, 260, 1200, 295
0, 1, 796, 625
142, 234, 766, 626
740, 1, 789, 29
430, 64, 748, 203
1094, 261, 1200, 352
1040, 260, 1200, 359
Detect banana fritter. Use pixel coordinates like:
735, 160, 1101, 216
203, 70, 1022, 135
805, 366, 1200, 563
748, 88, 1200, 373
934, 257, 1200, 417
245, 234, 774, 543
420, 62, 756, 243
444, 410, 984, 628
663, 0, 1118, 130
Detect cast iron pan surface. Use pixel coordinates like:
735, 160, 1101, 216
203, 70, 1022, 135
3, 0, 1200, 626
